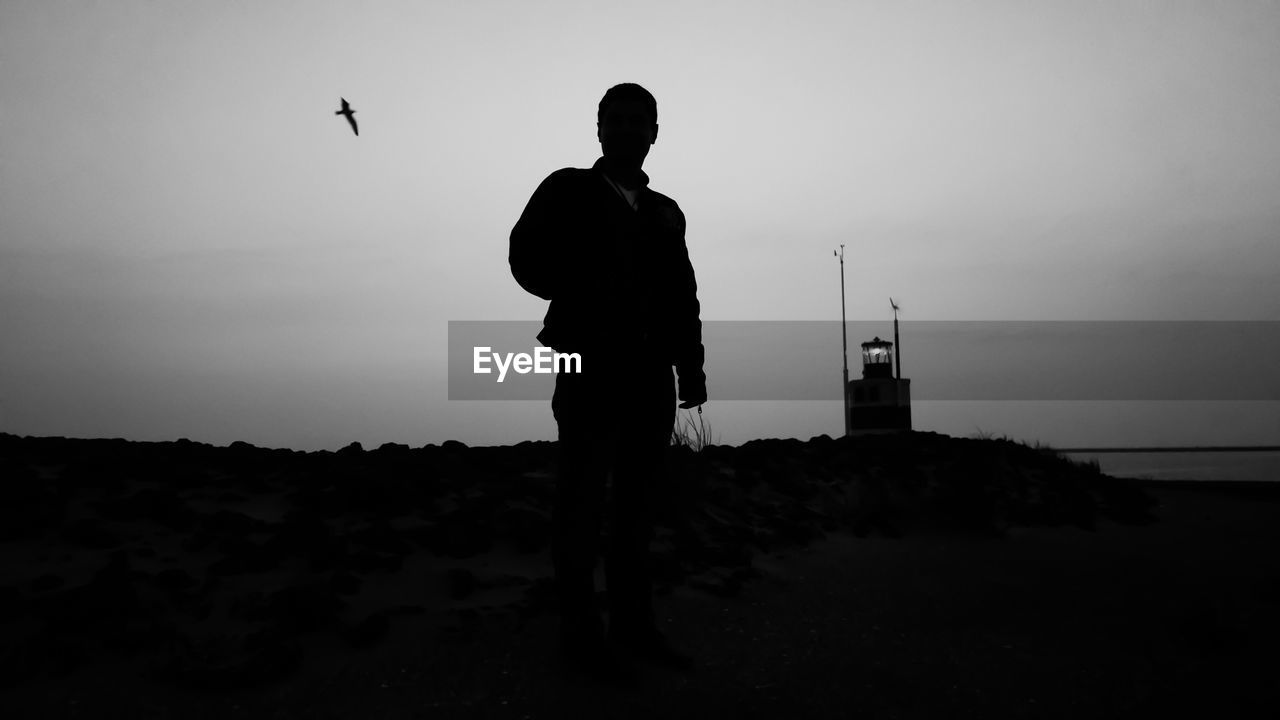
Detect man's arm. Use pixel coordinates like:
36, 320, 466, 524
509, 170, 573, 301
668, 206, 707, 408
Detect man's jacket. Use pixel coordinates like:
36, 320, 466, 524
509, 157, 705, 386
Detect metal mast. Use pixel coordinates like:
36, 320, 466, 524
890, 297, 901, 380
837, 246, 850, 437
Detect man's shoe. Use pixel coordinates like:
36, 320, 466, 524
608, 624, 695, 672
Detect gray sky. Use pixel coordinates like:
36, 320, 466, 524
3, 1, 1278, 449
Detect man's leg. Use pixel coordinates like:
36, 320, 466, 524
550, 370, 613, 650
605, 363, 676, 638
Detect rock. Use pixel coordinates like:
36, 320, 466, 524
495, 503, 551, 553
1175, 595, 1245, 655
688, 568, 744, 598
0, 584, 30, 617
341, 611, 390, 649
234, 581, 346, 634
102, 616, 178, 655
207, 536, 280, 576
0, 460, 67, 541
180, 532, 216, 553
439, 607, 481, 643
199, 509, 268, 535
29, 573, 65, 592
343, 549, 403, 574
35, 551, 147, 634
242, 622, 295, 651
428, 520, 494, 559
151, 631, 302, 691
348, 520, 412, 556
151, 568, 197, 592
447, 568, 477, 600
330, 571, 362, 596
232, 473, 270, 493
337, 441, 364, 457
96, 487, 197, 530
517, 577, 557, 615
2, 633, 87, 683
62, 518, 125, 549
649, 550, 686, 584
399, 520, 439, 548
265, 511, 347, 570
383, 604, 426, 617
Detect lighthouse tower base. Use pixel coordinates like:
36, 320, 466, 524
847, 377, 912, 435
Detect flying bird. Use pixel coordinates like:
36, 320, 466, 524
335, 97, 358, 136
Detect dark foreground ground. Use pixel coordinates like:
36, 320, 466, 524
6, 480, 1280, 720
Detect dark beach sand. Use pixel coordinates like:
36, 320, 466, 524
3, 435, 1279, 719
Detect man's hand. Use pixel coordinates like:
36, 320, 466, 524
677, 376, 706, 409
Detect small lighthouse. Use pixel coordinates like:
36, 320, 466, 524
847, 333, 912, 433
834, 249, 913, 435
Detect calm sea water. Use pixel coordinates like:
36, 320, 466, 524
1060, 450, 1280, 482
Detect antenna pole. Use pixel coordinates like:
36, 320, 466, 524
838, 246, 850, 437
892, 299, 901, 380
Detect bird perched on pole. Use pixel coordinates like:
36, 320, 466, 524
335, 98, 358, 136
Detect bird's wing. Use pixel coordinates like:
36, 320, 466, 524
347, 115, 358, 136
340, 97, 349, 110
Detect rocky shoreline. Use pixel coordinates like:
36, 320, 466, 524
1, 431, 1157, 692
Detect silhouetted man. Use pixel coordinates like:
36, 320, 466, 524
509, 83, 706, 682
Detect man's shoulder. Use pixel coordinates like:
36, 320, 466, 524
644, 187, 682, 213
528, 167, 598, 201
644, 188, 685, 231
541, 166, 595, 185
643, 187, 686, 236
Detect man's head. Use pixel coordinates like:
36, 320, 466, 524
597, 83, 659, 171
